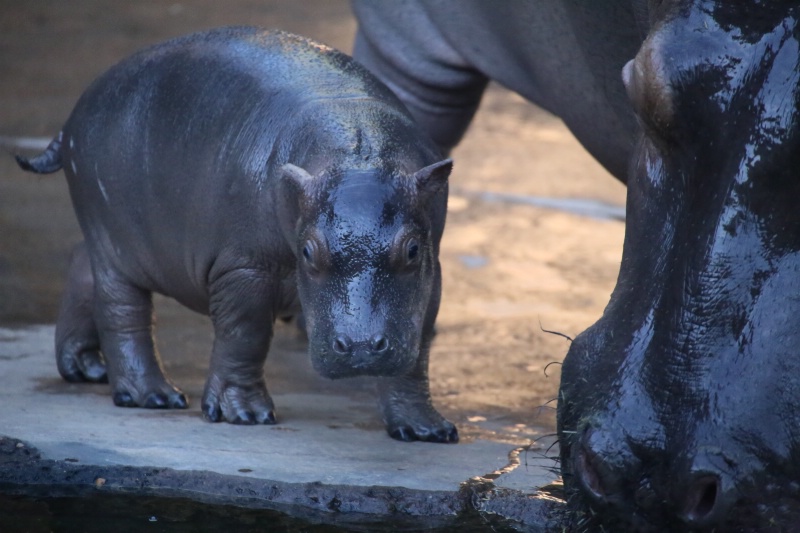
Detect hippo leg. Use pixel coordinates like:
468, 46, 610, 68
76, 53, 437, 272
92, 264, 187, 409
201, 269, 276, 425
377, 266, 458, 443
377, 356, 458, 443
54, 242, 106, 383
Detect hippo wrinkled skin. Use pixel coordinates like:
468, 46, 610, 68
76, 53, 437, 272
353, 0, 800, 529
16, 27, 457, 443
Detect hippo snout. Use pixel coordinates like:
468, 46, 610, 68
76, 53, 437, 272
572, 426, 738, 530
309, 328, 415, 379
334, 333, 394, 374
331, 333, 390, 357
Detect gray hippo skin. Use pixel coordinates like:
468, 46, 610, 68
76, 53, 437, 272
354, 0, 800, 530
16, 26, 457, 443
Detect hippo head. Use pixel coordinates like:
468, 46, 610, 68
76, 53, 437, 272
558, 2, 800, 531
277, 159, 451, 379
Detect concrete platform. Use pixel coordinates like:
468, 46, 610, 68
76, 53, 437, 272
0, 321, 562, 530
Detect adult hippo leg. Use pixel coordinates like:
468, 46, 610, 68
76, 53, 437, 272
352, 1, 489, 154
202, 268, 276, 425
377, 261, 458, 443
54, 241, 106, 383
92, 260, 187, 409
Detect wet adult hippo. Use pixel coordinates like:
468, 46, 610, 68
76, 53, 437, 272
16, 26, 457, 443
354, 1, 800, 530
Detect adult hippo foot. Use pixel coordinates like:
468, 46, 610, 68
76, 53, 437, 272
111, 379, 188, 409
201, 377, 277, 425
378, 376, 458, 443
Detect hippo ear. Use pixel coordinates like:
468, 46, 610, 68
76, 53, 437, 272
280, 163, 315, 188
412, 158, 452, 196
277, 163, 316, 241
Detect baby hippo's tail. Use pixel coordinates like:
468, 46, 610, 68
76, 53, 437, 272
15, 132, 63, 174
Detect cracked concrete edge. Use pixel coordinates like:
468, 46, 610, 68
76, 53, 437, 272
0, 435, 564, 530
464, 445, 566, 530
479, 444, 527, 481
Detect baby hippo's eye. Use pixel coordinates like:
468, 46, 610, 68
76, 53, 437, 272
302, 240, 319, 272
391, 231, 423, 273
407, 239, 419, 262
300, 235, 330, 277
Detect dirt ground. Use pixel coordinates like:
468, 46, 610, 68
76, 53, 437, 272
0, 0, 626, 439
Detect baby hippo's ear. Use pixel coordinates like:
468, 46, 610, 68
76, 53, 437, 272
277, 163, 316, 241
412, 158, 452, 196
280, 163, 315, 190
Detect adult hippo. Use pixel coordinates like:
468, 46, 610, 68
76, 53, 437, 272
353, 1, 800, 531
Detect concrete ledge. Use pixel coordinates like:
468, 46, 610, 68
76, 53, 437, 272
0, 326, 563, 529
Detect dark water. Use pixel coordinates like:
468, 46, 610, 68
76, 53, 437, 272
0, 492, 521, 533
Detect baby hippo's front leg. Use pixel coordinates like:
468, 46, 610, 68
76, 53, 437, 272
378, 372, 458, 443
202, 269, 277, 425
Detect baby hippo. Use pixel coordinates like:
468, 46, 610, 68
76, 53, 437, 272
16, 26, 456, 443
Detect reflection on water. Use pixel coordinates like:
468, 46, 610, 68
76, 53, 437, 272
0, 491, 523, 533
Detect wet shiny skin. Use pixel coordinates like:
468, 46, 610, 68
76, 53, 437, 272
354, 0, 800, 527
558, 2, 800, 531
298, 172, 432, 379
16, 27, 458, 443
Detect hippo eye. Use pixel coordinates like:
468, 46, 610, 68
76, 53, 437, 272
407, 239, 419, 262
392, 232, 422, 272
302, 240, 318, 271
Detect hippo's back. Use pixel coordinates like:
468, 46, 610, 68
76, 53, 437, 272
58, 27, 411, 308
64, 26, 401, 161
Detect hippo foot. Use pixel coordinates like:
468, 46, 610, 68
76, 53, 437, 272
388, 420, 459, 443
111, 380, 188, 409
201, 379, 277, 425
379, 377, 459, 443
383, 403, 459, 443
57, 345, 108, 383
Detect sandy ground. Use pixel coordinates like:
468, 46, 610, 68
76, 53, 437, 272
0, 0, 626, 441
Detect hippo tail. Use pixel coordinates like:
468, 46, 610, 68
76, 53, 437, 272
15, 132, 63, 174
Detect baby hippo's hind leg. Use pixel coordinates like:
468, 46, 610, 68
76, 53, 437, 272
92, 259, 187, 409
55, 242, 106, 383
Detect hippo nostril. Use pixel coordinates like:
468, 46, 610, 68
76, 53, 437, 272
332, 335, 352, 355
573, 427, 636, 507
370, 334, 389, 354
682, 475, 722, 525
576, 445, 606, 501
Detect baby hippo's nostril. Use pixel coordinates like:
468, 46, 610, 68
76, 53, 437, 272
681, 474, 726, 526
370, 334, 389, 354
332, 335, 352, 355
